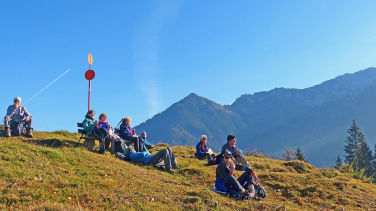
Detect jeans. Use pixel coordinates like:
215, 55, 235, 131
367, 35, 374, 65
147, 148, 178, 170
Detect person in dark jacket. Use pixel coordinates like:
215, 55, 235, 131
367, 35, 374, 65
221, 135, 250, 167
118, 117, 153, 152
215, 151, 260, 199
195, 135, 214, 160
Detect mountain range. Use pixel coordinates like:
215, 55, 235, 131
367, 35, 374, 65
135, 67, 376, 167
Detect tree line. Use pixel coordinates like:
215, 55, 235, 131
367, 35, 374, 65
335, 120, 376, 182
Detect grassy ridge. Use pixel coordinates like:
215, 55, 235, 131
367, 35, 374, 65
0, 131, 376, 210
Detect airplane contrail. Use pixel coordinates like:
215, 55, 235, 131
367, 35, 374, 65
25, 68, 71, 104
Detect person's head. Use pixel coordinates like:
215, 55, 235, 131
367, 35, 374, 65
227, 135, 236, 146
141, 131, 147, 139
223, 151, 232, 164
99, 113, 108, 121
123, 116, 132, 127
200, 135, 207, 143
86, 110, 95, 119
13, 97, 21, 107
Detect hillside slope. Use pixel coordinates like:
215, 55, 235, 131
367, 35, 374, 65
1, 131, 376, 210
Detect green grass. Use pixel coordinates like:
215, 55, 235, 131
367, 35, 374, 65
0, 130, 376, 210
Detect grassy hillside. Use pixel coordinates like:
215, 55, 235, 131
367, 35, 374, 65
1, 131, 376, 210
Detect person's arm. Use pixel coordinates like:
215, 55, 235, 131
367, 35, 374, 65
6, 106, 13, 116
82, 119, 94, 134
23, 106, 31, 118
216, 164, 230, 180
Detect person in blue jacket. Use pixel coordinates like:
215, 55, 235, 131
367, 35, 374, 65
195, 135, 214, 160
116, 146, 179, 174
215, 151, 260, 199
118, 117, 153, 152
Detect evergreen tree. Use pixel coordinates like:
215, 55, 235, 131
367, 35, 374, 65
354, 139, 374, 176
296, 147, 306, 162
344, 120, 362, 164
335, 155, 342, 169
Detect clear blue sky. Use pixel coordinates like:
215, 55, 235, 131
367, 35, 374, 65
1, 0, 376, 131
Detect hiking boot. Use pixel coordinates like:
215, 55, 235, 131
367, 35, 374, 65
5, 128, 11, 137
26, 129, 33, 137
98, 148, 105, 154
166, 169, 175, 174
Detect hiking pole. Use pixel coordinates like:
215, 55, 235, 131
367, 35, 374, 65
114, 118, 123, 131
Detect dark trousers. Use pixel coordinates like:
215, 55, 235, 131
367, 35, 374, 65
127, 136, 145, 152
223, 171, 255, 194
147, 148, 178, 170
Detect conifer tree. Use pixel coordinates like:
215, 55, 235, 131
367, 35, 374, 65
296, 147, 306, 162
344, 120, 362, 164
354, 138, 374, 176
335, 155, 342, 169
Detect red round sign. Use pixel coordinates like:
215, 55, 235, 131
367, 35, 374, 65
85, 69, 95, 80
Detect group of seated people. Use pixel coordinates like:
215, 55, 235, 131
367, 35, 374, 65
195, 134, 262, 200
3, 97, 33, 137
82, 110, 178, 174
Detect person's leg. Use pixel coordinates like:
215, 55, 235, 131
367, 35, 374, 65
111, 135, 127, 154
223, 175, 246, 194
4, 116, 12, 137
25, 117, 33, 137
147, 149, 167, 166
166, 147, 178, 169
98, 138, 105, 154
235, 155, 250, 167
237, 171, 256, 197
127, 136, 142, 151
148, 148, 174, 173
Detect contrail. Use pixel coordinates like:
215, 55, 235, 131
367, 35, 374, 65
25, 68, 71, 104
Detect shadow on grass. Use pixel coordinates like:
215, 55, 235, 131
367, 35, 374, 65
23, 139, 83, 148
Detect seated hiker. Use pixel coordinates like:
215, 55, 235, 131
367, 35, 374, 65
82, 110, 127, 154
195, 135, 215, 160
215, 151, 260, 199
119, 116, 150, 152
4, 97, 33, 137
221, 135, 250, 167
140, 131, 154, 149
116, 146, 179, 174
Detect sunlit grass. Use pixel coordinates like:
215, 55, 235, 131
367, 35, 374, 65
0, 130, 375, 210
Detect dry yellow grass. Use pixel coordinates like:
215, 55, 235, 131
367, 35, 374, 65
0, 130, 376, 210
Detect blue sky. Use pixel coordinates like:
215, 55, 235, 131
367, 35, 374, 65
1, 0, 376, 131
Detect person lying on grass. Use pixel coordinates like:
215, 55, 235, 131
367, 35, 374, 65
215, 151, 260, 200
118, 116, 154, 152
116, 146, 179, 174
194, 135, 215, 160
221, 135, 250, 167
82, 110, 127, 154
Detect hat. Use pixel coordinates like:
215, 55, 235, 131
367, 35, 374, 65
14, 97, 21, 102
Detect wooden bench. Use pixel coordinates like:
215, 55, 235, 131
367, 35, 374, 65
77, 122, 97, 150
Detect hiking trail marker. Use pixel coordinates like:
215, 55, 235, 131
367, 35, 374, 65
85, 53, 95, 111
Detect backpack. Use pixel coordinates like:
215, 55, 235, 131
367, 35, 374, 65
91, 126, 109, 139
254, 184, 267, 199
